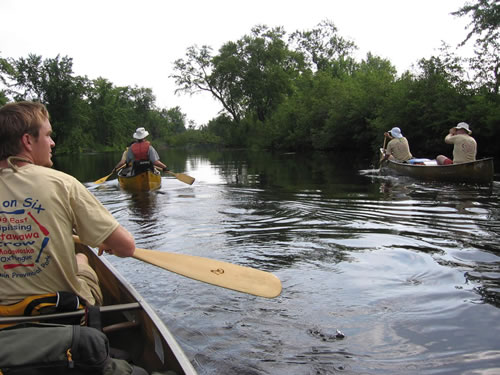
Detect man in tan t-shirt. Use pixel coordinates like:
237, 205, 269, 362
436, 122, 477, 165
383, 127, 413, 162
0, 101, 136, 306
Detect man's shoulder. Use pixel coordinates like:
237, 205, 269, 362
30, 165, 79, 183
455, 134, 476, 143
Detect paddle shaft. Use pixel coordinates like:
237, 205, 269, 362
73, 236, 281, 298
94, 165, 125, 184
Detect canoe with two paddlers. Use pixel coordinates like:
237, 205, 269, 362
379, 149, 494, 183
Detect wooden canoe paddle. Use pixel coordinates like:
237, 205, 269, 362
73, 236, 282, 298
94, 165, 125, 184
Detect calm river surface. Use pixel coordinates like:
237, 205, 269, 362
54, 149, 500, 375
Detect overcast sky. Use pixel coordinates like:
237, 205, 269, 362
1, 0, 473, 125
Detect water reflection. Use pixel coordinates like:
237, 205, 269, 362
126, 191, 160, 217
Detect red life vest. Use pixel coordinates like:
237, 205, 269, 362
130, 141, 150, 161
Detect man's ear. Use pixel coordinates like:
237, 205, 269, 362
20, 133, 34, 151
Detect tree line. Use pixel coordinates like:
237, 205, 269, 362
0, 55, 190, 154
1, 0, 499, 161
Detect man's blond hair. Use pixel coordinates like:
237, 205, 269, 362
0, 101, 49, 160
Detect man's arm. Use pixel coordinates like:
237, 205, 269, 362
148, 146, 168, 170
98, 226, 135, 257
153, 160, 168, 170
444, 128, 457, 144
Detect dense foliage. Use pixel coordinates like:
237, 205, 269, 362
0, 55, 188, 154
1, 0, 499, 161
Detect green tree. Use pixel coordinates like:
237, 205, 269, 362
288, 19, 357, 75
453, 0, 500, 93
236, 25, 304, 122
373, 56, 467, 158
172, 25, 304, 124
307, 54, 396, 153
161, 106, 186, 135
171, 45, 245, 122
5, 54, 89, 149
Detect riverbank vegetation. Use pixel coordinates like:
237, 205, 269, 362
1, 0, 498, 160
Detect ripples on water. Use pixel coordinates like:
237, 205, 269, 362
85, 160, 500, 375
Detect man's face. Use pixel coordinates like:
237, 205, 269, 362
31, 118, 55, 167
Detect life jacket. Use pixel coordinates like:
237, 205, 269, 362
130, 141, 150, 161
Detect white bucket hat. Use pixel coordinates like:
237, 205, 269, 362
133, 127, 149, 140
389, 127, 403, 139
454, 122, 472, 134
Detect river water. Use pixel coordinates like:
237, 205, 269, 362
54, 149, 500, 375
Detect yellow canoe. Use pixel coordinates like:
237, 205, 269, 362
118, 168, 161, 192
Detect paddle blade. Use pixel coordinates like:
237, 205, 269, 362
379, 149, 385, 163
94, 166, 124, 184
133, 248, 282, 298
94, 173, 113, 184
168, 171, 195, 185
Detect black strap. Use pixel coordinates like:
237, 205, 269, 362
56, 291, 82, 312
85, 305, 102, 331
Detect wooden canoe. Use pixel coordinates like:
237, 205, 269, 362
0, 243, 197, 375
379, 150, 494, 183
118, 168, 161, 192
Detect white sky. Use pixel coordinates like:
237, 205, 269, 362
1, 0, 473, 126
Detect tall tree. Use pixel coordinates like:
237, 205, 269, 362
5, 54, 88, 147
235, 25, 303, 122
172, 25, 304, 123
288, 19, 358, 75
171, 45, 242, 121
453, 0, 500, 93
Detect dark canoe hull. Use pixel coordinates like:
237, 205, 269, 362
118, 169, 161, 191
78, 243, 197, 374
380, 153, 494, 183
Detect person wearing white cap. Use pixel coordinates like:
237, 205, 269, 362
382, 127, 413, 162
436, 122, 477, 165
115, 127, 168, 172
